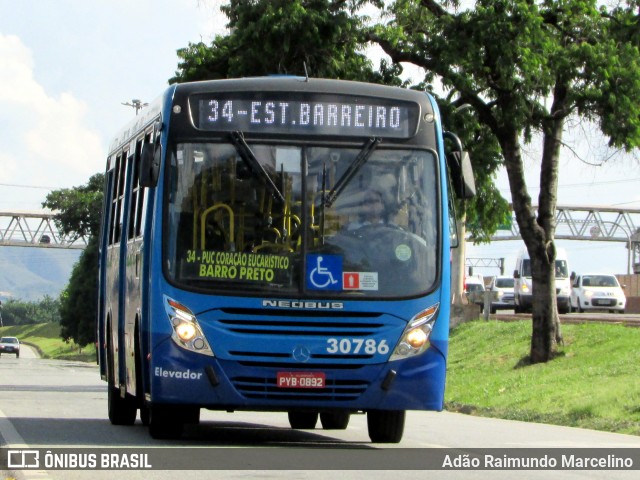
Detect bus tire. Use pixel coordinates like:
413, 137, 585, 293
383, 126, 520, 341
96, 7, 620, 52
108, 386, 137, 426
320, 411, 350, 430
367, 410, 405, 443
140, 403, 150, 426
287, 411, 318, 429
148, 405, 184, 439
107, 337, 136, 426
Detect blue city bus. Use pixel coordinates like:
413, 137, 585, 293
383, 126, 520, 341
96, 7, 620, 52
97, 77, 475, 443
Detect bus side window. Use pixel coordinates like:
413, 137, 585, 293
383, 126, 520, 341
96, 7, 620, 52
105, 162, 116, 246
110, 152, 127, 245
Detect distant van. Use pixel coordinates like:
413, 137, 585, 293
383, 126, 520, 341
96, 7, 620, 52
513, 247, 571, 314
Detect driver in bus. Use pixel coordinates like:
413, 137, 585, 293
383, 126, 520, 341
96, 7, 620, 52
345, 187, 391, 231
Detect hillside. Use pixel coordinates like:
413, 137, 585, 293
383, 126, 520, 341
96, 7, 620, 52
0, 246, 81, 301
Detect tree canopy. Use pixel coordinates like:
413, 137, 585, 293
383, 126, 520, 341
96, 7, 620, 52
368, 0, 640, 361
43, 173, 104, 347
42, 173, 104, 241
171, 0, 392, 83
170, 0, 509, 240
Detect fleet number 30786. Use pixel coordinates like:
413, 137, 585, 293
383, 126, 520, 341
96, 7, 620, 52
326, 338, 390, 355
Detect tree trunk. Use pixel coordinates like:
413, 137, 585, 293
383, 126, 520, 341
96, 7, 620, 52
500, 125, 563, 364
529, 243, 561, 363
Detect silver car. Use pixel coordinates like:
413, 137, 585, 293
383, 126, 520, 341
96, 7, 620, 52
0, 336, 20, 357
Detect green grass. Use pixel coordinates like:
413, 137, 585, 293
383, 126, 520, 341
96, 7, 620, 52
446, 320, 640, 435
0, 323, 95, 362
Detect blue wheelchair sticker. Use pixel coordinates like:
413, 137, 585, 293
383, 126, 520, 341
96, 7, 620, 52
306, 254, 343, 290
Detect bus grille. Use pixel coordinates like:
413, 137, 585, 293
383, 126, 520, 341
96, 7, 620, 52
230, 376, 369, 401
217, 318, 384, 336
206, 308, 403, 367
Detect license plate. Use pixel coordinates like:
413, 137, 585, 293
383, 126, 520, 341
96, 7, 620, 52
594, 299, 614, 306
277, 371, 326, 389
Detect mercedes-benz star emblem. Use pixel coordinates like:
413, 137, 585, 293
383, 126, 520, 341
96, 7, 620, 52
292, 345, 311, 363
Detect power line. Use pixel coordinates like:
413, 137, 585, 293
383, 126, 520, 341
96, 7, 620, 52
0, 182, 57, 190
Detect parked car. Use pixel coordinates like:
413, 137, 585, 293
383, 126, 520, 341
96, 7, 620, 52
0, 336, 20, 357
570, 273, 626, 313
488, 276, 515, 313
465, 276, 486, 307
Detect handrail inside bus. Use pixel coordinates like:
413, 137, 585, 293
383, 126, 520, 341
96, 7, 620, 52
200, 203, 235, 251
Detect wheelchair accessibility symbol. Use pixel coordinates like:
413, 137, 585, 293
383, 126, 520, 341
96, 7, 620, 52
306, 254, 342, 290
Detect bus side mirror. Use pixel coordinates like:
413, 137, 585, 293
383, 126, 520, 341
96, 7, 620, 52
140, 143, 160, 187
447, 150, 476, 199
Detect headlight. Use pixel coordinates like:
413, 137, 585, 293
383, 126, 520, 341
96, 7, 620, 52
390, 304, 439, 361
164, 296, 214, 356
521, 283, 530, 293
584, 290, 594, 298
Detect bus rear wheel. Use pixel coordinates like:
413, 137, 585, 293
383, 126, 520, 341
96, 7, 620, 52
107, 384, 137, 426
288, 411, 318, 429
367, 410, 405, 443
107, 341, 136, 426
320, 411, 350, 430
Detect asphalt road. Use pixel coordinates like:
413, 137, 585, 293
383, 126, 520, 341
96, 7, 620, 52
1, 345, 639, 480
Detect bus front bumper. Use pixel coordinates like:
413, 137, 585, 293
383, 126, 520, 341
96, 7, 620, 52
148, 341, 447, 412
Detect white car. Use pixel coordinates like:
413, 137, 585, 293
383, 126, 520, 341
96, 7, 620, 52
488, 276, 515, 313
0, 336, 20, 357
570, 274, 626, 313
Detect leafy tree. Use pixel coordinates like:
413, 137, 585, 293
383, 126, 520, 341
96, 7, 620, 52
42, 174, 104, 346
42, 173, 104, 241
59, 236, 98, 347
170, 0, 389, 83
0, 297, 61, 326
368, 0, 640, 362
171, 0, 509, 240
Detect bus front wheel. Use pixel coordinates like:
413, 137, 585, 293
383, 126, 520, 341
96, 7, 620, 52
148, 405, 184, 439
367, 410, 405, 443
320, 411, 350, 430
288, 411, 318, 429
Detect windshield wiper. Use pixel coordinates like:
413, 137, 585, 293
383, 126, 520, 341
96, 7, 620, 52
230, 131, 285, 202
323, 137, 381, 208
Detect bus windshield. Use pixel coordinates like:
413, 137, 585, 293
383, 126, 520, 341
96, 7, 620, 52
165, 142, 438, 298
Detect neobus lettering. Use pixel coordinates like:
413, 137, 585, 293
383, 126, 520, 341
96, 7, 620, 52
263, 300, 344, 309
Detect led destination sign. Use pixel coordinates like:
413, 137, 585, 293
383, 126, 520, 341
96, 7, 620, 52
196, 94, 419, 138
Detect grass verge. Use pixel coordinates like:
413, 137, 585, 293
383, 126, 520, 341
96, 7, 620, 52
445, 320, 640, 436
0, 323, 96, 362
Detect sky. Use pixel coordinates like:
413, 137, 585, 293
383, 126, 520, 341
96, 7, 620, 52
1, 0, 639, 278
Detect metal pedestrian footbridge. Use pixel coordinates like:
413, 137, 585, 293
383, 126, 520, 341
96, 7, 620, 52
1, 205, 639, 258
473, 204, 640, 274
0, 211, 87, 249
